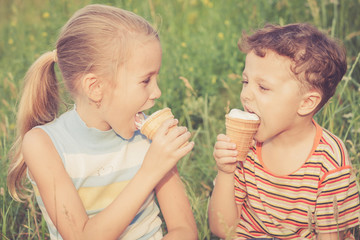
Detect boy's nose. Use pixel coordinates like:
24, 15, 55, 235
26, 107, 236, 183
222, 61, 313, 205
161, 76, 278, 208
240, 85, 253, 102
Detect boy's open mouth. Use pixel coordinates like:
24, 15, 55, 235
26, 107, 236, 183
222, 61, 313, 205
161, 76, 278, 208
244, 106, 259, 119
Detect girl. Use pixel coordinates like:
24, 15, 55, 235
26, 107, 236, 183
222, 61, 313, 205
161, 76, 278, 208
7, 4, 197, 240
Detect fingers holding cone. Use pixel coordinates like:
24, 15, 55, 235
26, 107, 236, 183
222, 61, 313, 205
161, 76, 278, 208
141, 108, 190, 148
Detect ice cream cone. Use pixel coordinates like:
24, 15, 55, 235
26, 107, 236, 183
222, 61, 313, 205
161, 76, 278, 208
141, 108, 174, 140
225, 113, 260, 161
141, 108, 189, 147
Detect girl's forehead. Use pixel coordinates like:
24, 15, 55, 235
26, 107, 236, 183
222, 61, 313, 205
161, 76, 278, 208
116, 40, 162, 77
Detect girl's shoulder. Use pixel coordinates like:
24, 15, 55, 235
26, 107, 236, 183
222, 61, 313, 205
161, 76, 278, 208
22, 127, 62, 169
23, 127, 53, 149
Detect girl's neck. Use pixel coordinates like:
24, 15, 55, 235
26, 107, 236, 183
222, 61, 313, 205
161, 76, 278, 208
75, 100, 111, 131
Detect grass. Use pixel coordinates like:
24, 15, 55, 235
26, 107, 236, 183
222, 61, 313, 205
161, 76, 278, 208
1, 0, 360, 239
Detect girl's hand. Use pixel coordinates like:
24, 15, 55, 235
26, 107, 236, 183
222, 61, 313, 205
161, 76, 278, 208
213, 134, 238, 174
142, 118, 194, 178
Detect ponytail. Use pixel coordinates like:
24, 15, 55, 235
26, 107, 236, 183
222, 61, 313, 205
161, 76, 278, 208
7, 51, 59, 201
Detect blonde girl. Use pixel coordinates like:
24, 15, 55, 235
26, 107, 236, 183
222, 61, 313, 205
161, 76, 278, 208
7, 4, 197, 240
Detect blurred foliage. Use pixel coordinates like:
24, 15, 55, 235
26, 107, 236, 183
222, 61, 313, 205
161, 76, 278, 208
1, 0, 359, 239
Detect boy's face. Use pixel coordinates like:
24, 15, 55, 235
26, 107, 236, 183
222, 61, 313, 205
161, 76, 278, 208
240, 50, 304, 143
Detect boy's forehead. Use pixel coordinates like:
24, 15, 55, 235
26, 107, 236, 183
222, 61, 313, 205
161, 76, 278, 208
246, 49, 292, 62
244, 50, 297, 81
245, 50, 291, 68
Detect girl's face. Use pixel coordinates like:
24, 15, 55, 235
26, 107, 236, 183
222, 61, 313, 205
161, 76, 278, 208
240, 50, 304, 143
101, 39, 162, 139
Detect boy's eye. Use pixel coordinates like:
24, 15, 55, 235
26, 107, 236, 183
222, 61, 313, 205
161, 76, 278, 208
259, 85, 269, 91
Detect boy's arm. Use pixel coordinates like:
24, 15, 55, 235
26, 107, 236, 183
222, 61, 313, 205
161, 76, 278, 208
208, 134, 242, 238
318, 231, 344, 240
208, 171, 239, 238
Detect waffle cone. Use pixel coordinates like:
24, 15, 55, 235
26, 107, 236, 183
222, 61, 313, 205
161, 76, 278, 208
141, 108, 189, 147
141, 108, 174, 140
225, 114, 260, 161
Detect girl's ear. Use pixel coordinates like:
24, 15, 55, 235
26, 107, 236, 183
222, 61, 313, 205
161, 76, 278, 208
82, 73, 104, 103
298, 90, 322, 116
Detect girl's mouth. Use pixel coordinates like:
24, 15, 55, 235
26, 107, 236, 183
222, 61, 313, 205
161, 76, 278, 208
135, 112, 145, 130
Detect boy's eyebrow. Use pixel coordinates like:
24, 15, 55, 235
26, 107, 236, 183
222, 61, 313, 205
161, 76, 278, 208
257, 77, 271, 85
243, 73, 271, 85
242, 69, 271, 83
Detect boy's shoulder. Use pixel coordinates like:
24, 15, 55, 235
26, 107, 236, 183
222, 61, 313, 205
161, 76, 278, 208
316, 126, 350, 168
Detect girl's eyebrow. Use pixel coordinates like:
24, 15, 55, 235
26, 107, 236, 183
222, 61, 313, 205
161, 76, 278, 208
140, 71, 156, 78
140, 67, 161, 78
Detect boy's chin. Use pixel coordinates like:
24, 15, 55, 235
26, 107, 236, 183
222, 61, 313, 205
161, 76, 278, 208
253, 134, 264, 144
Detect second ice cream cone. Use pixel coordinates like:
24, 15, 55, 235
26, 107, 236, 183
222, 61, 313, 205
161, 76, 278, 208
225, 114, 260, 161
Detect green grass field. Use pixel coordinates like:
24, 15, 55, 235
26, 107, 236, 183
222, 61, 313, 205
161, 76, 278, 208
1, 0, 359, 239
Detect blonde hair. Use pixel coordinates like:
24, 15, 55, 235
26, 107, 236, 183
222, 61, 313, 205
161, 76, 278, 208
7, 4, 159, 201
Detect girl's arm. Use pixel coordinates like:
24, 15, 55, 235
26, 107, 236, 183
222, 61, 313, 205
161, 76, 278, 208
23, 119, 193, 240
155, 167, 198, 240
208, 134, 241, 238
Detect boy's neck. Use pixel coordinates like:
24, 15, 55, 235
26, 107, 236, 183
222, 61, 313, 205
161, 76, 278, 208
268, 118, 316, 147
261, 118, 317, 176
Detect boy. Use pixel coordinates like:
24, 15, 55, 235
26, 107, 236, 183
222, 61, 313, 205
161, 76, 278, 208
209, 23, 360, 239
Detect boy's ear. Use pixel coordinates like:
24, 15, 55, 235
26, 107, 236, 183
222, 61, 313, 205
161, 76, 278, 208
82, 73, 104, 103
298, 90, 322, 116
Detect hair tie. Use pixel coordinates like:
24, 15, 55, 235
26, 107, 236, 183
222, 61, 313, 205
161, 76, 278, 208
52, 49, 58, 63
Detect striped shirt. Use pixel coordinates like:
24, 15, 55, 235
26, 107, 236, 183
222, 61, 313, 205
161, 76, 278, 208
234, 120, 360, 239
29, 107, 162, 240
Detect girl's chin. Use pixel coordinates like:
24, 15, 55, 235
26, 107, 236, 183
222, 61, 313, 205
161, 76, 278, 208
115, 126, 136, 140
121, 132, 135, 140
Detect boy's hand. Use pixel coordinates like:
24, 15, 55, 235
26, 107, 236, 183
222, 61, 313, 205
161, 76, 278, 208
213, 134, 239, 174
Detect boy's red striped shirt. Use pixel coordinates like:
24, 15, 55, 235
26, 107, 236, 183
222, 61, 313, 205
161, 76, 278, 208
234, 120, 360, 239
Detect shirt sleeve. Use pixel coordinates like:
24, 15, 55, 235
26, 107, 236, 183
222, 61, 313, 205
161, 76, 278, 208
315, 166, 360, 233
234, 163, 247, 204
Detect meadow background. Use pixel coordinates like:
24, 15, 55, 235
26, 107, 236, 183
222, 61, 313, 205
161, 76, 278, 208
1, 0, 359, 239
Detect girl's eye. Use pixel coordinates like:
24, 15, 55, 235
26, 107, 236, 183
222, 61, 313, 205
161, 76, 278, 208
142, 78, 151, 84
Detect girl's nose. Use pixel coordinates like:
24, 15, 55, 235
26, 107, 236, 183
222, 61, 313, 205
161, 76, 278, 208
151, 82, 161, 100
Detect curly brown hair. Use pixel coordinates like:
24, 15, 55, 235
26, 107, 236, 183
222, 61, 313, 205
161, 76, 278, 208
238, 23, 347, 112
